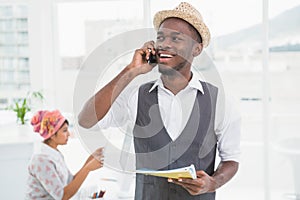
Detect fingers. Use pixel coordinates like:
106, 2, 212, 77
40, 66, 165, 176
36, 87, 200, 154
142, 40, 156, 60
127, 40, 158, 75
169, 179, 200, 195
168, 177, 205, 195
92, 147, 104, 162
196, 170, 206, 178
93, 154, 104, 166
181, 184, 201, 195
93, 147, 104, 155
99, 158, 104, 167
130, 40, 156, 68
94, 153, 104, 167
143, 40, 155, 50
172, 178, 199, 186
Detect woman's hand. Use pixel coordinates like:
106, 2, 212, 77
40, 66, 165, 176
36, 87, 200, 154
63, 147, 105, 200
84, 147, 104, 171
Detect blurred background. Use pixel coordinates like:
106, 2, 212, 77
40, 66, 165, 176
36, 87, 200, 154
0, 0, 299, 199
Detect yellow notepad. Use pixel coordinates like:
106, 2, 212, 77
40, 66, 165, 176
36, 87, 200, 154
136, 164, 197, 179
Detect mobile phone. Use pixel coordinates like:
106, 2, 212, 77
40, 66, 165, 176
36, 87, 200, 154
148, 53, 157, 64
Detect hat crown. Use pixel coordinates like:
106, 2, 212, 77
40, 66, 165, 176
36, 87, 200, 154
174, 2, 203, 21
153, 2, 210, 47
31, 110, 66, 140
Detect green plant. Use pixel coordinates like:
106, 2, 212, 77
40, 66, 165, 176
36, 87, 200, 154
7, 91, 44, 125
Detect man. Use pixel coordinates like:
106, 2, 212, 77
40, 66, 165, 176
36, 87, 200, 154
78, 2, 241, 200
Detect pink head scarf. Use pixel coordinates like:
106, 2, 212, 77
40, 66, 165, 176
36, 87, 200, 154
31, 110, 67, 140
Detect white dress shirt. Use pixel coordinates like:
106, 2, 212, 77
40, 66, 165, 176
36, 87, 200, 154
97, 74, 241, 162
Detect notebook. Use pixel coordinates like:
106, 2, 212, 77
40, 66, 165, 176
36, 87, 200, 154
136, 164, 197, 179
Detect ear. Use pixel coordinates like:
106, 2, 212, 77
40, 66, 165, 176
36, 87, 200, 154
192, 43, 203, 57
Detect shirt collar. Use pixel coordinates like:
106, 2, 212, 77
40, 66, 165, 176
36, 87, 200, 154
148, 72, 204, 94
39, 142, 62, 159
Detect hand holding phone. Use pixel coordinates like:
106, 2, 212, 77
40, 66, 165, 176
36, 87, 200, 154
147, 49, 157, 64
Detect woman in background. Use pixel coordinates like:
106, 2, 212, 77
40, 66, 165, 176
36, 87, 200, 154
26, 110, 104, 200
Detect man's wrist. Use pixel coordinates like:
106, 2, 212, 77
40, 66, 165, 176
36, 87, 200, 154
211, 173, 224, 191
125, 64, 142, 77
206, 175, 219, 192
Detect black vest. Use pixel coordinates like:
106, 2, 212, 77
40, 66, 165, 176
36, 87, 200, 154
133, 81, 218, 200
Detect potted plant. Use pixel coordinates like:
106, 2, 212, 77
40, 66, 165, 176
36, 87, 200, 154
7, 91, 44, 125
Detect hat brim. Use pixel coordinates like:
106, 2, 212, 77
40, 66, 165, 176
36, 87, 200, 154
153, 10, 210, 47
43, 117, 67, 140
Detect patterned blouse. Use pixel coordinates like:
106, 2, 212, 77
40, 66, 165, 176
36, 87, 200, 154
25, 143, 73, 200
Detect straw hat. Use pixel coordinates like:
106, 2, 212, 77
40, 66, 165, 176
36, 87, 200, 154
153, 2, 210, 47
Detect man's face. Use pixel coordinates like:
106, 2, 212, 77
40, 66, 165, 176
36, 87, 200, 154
156, 18, 201, 75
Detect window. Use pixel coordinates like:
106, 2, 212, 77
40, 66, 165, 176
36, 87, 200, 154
55, 0, 144, 70
268, 1, 300, 199
0, 4, 29, 91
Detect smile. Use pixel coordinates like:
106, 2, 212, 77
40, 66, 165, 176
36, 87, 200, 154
159, 53, 174, 58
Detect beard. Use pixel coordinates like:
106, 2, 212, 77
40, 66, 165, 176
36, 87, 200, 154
158, 60, 188, 76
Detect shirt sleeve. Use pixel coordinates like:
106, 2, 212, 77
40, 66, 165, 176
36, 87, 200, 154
215, 95, 242, 162
30, 155, 65, 199
96, 85, 138, 129
67, 168, 74, 184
